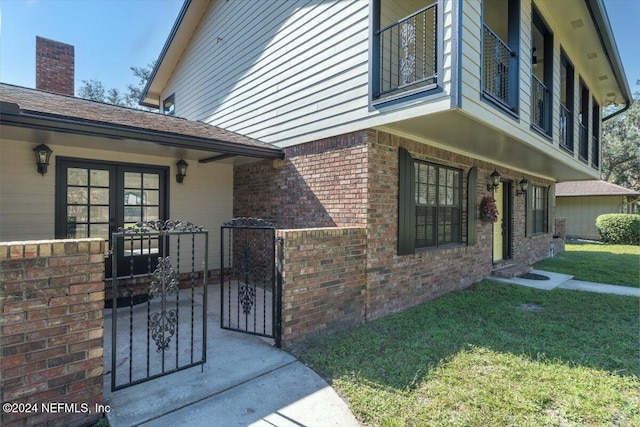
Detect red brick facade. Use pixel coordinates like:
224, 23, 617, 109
36, 36, 75, 96
0, 239, 104, 427
235, 129, 559, 343
278, 227, 367, 345
234, 132, 368, 228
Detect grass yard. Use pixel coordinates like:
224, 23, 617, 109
297, 281, 639, 426
534, 242, 640, 287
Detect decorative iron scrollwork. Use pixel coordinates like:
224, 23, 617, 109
239, 283, 256, 315
119, 220, 206, 234
238, 246, 255, 314
222, 217, 274, 228
399, 20, 416, 85
150, 309, 178, 352
148, 257, 179, 351
149, 257, 179, 299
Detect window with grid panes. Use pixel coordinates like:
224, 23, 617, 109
414, 161, 462, 248
532, 185, 547, 233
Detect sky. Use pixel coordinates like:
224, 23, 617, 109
0, 0, 638, 97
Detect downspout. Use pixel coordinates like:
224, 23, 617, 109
602, 101, 629, 122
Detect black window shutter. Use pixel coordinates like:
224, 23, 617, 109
525, 185, 533, 237
467, 167, 478, 245
398, 147, 416, 255
547, 185, 554, 234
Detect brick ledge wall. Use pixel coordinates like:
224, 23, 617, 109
0, 239, 105, 427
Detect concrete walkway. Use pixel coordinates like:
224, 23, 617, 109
491, 269, 640, 297
103, 284, 359, 427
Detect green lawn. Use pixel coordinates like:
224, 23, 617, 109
297, 281, 640, 426
534, 242, 640, 287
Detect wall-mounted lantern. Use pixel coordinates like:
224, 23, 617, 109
176, 159, 188, 184
516, 178, 529, 196
486, 170, 501, 191
33, 144, 52, 176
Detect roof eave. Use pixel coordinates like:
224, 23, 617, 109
141, 0, 210, 108
0, 108, 284, 160
585, 0, 633, 118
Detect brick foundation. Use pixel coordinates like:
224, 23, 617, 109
0, 239, 105, 427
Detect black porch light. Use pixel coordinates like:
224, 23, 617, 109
33, 144, 52, 176
516, 177, 529, 196
487, 170, 501, 191
176, 159, 188, 184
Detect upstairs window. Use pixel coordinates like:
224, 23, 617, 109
578, 80, 589, 161
530, 8, 553, 136
482, 0, 520, 113
559, 52, 574, 152
372, 0, 438, 102
163, 94, 175, 116
592, 99, 600, 168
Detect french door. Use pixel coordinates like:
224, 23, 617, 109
56, 158, 168, 277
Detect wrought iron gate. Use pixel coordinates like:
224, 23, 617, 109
220, 218, 282, 347
110, 220, 208, 391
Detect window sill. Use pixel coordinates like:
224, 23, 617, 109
372, 83, 441, 109
481, 91, 519, 121
530, 124, 552, 141
415, 242, 466, 254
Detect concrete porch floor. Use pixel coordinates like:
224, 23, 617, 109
103, 284, 358, 426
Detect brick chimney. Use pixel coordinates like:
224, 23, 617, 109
35, 36, 75, 96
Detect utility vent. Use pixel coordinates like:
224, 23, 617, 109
570, 19, 584, 29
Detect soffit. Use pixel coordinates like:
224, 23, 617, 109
378, 109, 599, 182
536, 0, 630, 107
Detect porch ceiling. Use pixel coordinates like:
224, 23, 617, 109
378, 109, 599, 182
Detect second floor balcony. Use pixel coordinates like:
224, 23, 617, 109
373, 2, 438, 101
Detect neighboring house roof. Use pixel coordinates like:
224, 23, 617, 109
556, 180, 640, 197
0, 83, 283, 160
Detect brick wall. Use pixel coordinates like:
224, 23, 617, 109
0, 239, 104, 427
35, 36, 75, 96
234, 131, 368, 228
366, 130, 556, 319
235, 129, 558, 340
278, 227, 366, 346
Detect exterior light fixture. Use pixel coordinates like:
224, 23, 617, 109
33, 144, 52, 176
516, 178, 529, 196
176, 159, 188, 184
487, 170, 501, 191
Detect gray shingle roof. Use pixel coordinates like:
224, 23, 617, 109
0, 83, 279, 153
556, 180, 640, 197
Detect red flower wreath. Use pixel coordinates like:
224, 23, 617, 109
480, 196, 499, 223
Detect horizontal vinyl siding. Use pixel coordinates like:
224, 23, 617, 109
162, 0, 455, 147
459, 0, 601, 177
163, 0, 370, 145
0, 138, 231, 270
557, 196, 623, 239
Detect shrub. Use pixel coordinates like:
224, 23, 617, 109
595, 214, 640, 245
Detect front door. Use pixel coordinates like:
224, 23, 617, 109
492, 181, 512, 262
492, 184, 504, 261
56, 158, 168, 277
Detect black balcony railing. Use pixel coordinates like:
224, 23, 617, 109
578, 123, 588, 161
591, 135, 600, 168
531, 75, 549, 133
559, 104, 573, 152
483, 24, 515, 110
376, 3, 437, 99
